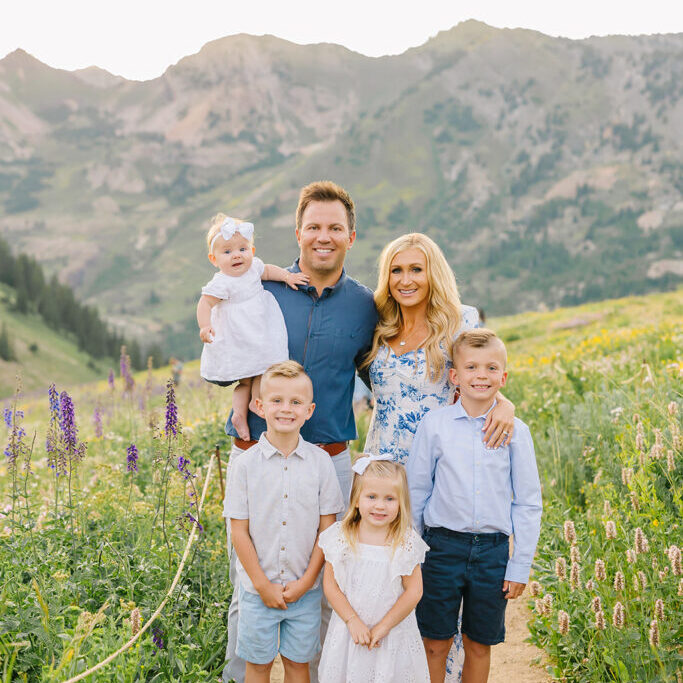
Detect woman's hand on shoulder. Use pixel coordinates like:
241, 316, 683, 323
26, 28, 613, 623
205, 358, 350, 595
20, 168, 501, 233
483, 396, 515, 448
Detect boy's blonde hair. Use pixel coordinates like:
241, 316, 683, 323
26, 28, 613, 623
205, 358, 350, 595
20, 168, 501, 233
261, 360, 313, 395
361, 233, 462, 382
341, 459, 412, 554
206, 213, 251, 254
451, 328, 507, 366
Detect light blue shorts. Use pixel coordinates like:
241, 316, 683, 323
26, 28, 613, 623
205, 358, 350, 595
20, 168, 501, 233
236, 586, 322, 665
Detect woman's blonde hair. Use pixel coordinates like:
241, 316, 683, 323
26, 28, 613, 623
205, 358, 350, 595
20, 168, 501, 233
205, 213, 251, 254
361, 233, 462, 381
341, 459, 412, 554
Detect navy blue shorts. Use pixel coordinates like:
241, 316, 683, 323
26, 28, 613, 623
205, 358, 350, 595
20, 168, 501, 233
417, 526, 509, 645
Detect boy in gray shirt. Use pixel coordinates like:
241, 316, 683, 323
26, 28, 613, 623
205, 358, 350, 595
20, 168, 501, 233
226, 361, 344, 682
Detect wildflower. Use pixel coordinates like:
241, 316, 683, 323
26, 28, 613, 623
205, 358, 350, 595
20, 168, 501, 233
164, 379, 178, 436
558, 610, 570, 636
658, 569, 668, 582
152, 627, 164, 652
2, 407, 11, 428
635, 423, 645, 452
621, 467, 633, 486
632, 413, 640, 424
668, 449, 675, 472
563, 520, 576, 545
120, 346, 135, 393
638, 571, 647, 589
626, 549, 636, 564
603, 500, 611, 516
48, 384, 59, 420
595, 559, 607, 581
594, 610, 606, 630
648, 619, 659, 647
630, 492, 639, 511
183, 512, 204, 533
614, 571, 625, 591
108, 369, 115, 390
605, 520, 617, 539
3, 408, 27, 475
130, 608, 141, 636
177, 455, 193, 480
534, 598, 544, 615
529, 581, 541, 597
668, 545, 681, 576
633, 574, 640, 592
570, 545, 581, 564
555, 557, 567, 581
570, 561, 581, 591
585, 579, 595, 591
612, 602, 625, 629
543, 593, 553, 613
126, 444, 139, 473
591, 595, 602, 613
668, 401, 678, 417
93, 404, 103, 439
671, 421, 680, 450
654, 598, 664, 620
635, 528, 650, 554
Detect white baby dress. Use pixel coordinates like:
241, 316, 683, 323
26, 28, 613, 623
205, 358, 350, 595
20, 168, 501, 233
318, 522, 430, 683
199, 257, 288, 383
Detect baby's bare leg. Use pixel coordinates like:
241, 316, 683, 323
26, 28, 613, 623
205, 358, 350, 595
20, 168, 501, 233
249, 375, 262, 415
231, 378, 252, 441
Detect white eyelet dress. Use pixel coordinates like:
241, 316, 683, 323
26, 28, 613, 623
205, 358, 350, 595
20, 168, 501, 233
317, 522, 430, 683
199, 257, 288, 383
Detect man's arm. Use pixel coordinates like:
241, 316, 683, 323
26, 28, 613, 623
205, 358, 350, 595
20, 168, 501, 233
230, 518, 287, 609
505, 422, 543, 589
283, 513, 336, 602
405, 419, 437, 533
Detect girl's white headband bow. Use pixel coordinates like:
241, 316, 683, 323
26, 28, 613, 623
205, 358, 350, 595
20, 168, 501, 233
352, 453, 393, 475
210, 217, 255, 251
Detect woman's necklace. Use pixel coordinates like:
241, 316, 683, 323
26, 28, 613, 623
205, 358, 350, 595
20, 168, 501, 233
398, 326, 425, 347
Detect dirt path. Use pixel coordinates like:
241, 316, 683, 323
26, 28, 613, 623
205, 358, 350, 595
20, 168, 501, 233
269, 588, 549, 682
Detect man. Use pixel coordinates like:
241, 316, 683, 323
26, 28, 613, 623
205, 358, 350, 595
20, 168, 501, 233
223, 180, 378, 683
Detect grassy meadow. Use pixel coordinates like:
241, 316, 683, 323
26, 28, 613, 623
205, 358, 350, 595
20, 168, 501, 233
0, 289, 681, 681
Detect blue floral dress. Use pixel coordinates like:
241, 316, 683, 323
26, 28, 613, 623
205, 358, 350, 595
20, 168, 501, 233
364, 304, 479, 682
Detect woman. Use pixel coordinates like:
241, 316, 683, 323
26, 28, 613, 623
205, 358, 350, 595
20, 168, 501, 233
362, 232, 514, 681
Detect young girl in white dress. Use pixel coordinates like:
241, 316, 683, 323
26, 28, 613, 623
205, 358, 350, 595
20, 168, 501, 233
197, 214, 308, 439
317, 454, 430, 683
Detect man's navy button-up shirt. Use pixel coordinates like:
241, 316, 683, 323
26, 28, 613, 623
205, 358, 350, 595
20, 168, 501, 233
225, 259, 378, 444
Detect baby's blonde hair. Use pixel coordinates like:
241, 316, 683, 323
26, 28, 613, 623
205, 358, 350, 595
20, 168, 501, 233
205, 213, 251, 254
341, 458, 412, 554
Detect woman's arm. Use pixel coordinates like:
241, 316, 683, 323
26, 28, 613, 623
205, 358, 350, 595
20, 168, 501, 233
322, 561, 371, 646
261, 264, 309, 290
368, 564, 423, 648
197, 294, 221, 342
483, 391, 515, 448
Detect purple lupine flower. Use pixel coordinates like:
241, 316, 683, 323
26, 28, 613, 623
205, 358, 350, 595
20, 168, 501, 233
120, 347, 135, 393
48, 384, 60, 421
108, 369, 115, 390
185, 512, 204, 533
3, 407, 12, 428
152, 627, 164, 652
164, 379, 178, 436
58, 391, 86, 473
93, 404, 103, 439
177, 455, 193, 480
126, 443, 139, 472
3, 410, 27, 474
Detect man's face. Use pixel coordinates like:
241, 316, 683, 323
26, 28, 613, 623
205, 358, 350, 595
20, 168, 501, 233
449, 344, 508, 406
296, 200, 356, 276
254, 375, 315, 437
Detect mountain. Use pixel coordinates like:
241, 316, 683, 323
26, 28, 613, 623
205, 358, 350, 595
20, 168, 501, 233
0, 21, 681, 357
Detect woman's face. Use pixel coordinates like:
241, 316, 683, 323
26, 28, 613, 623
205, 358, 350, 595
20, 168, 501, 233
388, 247, 430, 310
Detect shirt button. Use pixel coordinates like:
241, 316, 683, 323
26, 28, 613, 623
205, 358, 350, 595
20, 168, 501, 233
284, 466, 288, 471
282, 521, 286, 526
281, 546, 285, 550
284, 494, 288, 498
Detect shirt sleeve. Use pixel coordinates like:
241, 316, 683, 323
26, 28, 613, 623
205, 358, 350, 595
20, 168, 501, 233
318, 452, 345, 516
506, 421, 543, 583
224, 456, 249, 520
201, 273, 231, 300
460, 304, 480, 331
406, 416, 438, 534
252, 257, 265, 278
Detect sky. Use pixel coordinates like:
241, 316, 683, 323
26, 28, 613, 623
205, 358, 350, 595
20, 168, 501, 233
3, 0, 682, 81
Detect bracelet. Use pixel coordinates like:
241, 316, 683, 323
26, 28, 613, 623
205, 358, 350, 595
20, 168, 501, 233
345, 614, 358, 624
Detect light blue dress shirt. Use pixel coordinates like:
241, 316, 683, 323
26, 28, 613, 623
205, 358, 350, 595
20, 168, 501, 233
406, 399, 542, 584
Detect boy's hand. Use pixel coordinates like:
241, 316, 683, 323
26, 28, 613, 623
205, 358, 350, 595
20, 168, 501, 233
199, 326, 215, 343
369, 621, 391, 648
502, 580, 525, 599
283, 578, 308, 603
258, 581, 287, 609
285, 271, 309, 289
346, 615, 371, 646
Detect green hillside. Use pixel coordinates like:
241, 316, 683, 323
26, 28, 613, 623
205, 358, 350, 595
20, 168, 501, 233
0, 283, 106, 397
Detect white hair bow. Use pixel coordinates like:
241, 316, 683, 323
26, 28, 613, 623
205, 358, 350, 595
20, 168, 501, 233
352, 453, 394, 475
210, 217, 255, 251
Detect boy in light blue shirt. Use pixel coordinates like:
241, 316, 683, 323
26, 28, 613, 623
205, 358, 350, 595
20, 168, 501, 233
406, 329, 542, 683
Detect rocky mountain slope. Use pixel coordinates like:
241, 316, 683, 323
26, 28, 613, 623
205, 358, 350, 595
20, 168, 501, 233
0, 21, 681, 356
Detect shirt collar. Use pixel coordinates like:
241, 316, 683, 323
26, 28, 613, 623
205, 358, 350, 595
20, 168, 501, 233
291, 258, 347, 296
452, 397, 498, 420
258, 432, 307, 459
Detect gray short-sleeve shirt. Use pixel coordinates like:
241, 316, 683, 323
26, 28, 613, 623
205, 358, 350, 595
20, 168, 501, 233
225, 433, 345, 594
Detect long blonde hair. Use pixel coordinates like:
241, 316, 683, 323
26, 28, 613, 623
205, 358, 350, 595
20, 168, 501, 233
362, 233, 462, 381
341, 459, 412, 554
